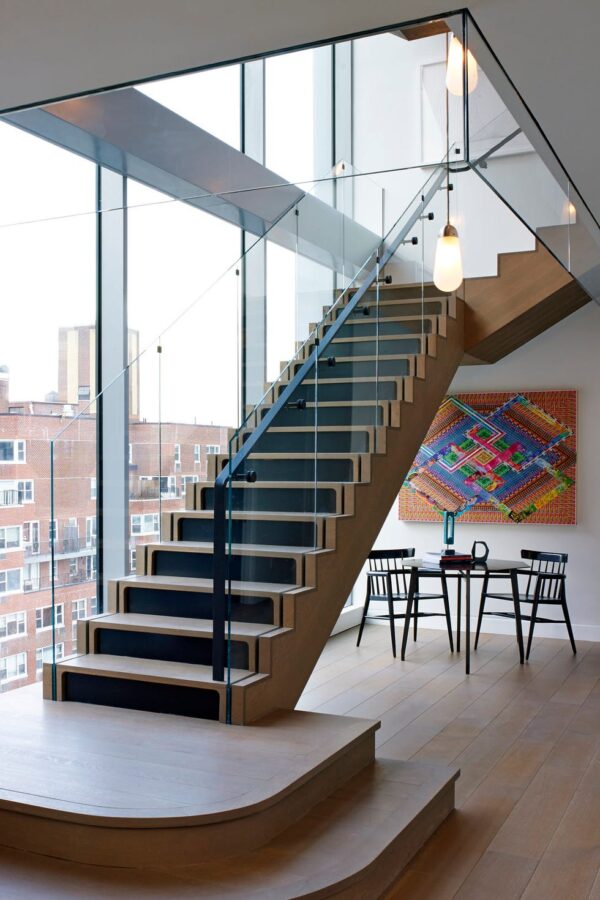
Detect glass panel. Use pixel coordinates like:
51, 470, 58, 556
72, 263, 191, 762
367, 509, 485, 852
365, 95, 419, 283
465, 14, 600, 300
0, 125, 96, 695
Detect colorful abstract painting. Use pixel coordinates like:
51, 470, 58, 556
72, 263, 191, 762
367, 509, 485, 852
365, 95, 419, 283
399, 391, 577, 525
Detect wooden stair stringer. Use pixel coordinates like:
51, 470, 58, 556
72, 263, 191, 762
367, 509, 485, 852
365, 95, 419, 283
237, 299, 464, 723
462, 237, 590, 364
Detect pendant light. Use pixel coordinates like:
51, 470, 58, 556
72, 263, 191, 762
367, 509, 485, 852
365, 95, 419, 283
434, 34, 464, 294
446, 35, 478, 96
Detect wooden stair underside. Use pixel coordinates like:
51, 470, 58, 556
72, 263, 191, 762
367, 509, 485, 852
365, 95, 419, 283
462, 236, 590, 363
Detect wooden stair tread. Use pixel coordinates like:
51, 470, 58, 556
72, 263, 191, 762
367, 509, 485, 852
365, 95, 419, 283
117, 574, 298, 596
171, 511, 337, 521
144, 539, 328, 558
90, 613, 279, 638
57, 653, 254, 686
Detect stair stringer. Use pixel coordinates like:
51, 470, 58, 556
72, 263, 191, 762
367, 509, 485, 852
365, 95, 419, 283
235, 300, 464, 724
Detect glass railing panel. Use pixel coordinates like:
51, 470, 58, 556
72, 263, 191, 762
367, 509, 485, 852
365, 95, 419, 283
465, 14, 600, 300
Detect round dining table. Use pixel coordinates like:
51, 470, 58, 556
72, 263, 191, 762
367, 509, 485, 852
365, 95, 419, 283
400, 558, 529, 674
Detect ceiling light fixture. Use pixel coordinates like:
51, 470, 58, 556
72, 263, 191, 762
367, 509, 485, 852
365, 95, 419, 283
434, 33, 464, 294
445, 35, 478, 96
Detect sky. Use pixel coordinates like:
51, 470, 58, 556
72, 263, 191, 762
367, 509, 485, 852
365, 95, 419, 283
0, 52, 316, 430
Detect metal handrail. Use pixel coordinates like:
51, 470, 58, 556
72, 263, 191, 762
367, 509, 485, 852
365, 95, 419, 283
211, 163, 448, 685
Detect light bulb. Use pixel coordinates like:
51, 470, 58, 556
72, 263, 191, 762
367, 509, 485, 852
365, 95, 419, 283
433, 224, 463, 292
446, 36, 478, 96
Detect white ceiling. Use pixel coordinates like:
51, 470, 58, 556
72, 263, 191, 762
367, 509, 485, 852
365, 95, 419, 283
1, 0, 599, 220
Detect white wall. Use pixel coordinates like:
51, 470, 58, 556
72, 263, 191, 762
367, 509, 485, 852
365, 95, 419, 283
357, 302, 600, 643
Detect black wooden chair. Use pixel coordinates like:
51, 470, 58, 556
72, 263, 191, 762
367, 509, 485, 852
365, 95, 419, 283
474, 549, 576, 660
356, 548, 454, 657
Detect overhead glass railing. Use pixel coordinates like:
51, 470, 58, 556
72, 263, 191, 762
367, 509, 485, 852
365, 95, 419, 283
463, 12, 600, 301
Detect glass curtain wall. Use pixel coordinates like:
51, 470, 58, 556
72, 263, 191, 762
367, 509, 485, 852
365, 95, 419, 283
0, 124, 97, 691
128, 65, 243, 571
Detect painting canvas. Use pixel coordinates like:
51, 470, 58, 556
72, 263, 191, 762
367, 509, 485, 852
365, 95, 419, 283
399, 391, 577, 525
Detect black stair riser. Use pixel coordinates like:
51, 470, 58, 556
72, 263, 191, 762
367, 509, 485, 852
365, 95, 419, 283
291, 358, 410, 380
247, 431, 370, 454
335, 300, 444, 319
287, 380, 398, 403
152, 549, 298, 585
327, 319, 432, 338
322, 338, 421, 358
94, 627, 251, 669
63, 673, 220, 720
124, 586, 274, 624
200, 485, 338, 514
262, 405, 384, 427
179, 516, 317, 547
220, 457, 354, 483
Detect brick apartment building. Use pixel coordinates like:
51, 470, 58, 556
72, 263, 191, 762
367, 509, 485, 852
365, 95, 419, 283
0, 357, 228, 693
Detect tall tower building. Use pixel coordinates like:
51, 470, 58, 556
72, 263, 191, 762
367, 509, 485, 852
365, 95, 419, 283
58, 326, 140, 418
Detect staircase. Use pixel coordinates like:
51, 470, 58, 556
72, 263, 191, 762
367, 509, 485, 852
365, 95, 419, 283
45, 284, 465, 724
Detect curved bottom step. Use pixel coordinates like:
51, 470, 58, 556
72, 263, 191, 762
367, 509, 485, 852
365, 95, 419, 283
0, 758, 458, 899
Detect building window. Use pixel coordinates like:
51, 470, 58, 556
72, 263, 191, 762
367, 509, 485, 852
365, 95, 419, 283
0, 440, 25, 463
23, 521, 40, 553
194, 444, 201, 464
0, 480, 20, 507
17, 480, 34, 503
49, 519, 57, 542
78, 385, 90, 401
0, 611, 26, 639
0, 525, 21, 551
86, 516, 97, 548
85, 556, 97, 582
181, 475, 200, 490
160, 475, 177, 498
69, 559, 78, 579
23, 563, 40, 592
0, 568, 21, 596
206, 444, 220, 455
1, 652, 27, 683
72, 598, 86, 641
35, 604, 64, 631
173, 444, 181, 469
90, 477, 96, 500
89, 596, 98, 616
36, 644, 64, 672
130, 549, 137, 573
131, 513, 159, 535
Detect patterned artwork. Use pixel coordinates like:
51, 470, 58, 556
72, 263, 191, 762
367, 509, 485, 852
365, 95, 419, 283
399, 391, 577, 525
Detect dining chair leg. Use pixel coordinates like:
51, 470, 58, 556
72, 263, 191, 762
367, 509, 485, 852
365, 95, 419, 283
356, 584, 371, 647
387, 595, 397, 657
474, 574, 489, 650
510, 570, 525, 664
525, 597, 540, 661
441, 576, 454, 652
413, 598, 419, 641
456, 576, 462, 653
561, 584, 577, 654
401, 570, 417, 661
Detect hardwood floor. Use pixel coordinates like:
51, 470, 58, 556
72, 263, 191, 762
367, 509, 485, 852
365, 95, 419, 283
0, 624, 596, 897
298, 624, 600, 900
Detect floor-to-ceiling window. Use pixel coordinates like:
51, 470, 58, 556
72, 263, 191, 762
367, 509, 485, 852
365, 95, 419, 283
0, 122, 97, 690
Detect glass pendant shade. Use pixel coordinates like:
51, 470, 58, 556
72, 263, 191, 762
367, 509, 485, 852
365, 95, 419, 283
446, 36, 478, 96
433, 224, 463, 292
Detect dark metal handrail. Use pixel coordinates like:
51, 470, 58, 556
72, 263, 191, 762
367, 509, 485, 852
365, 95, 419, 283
211, 163, 448, 686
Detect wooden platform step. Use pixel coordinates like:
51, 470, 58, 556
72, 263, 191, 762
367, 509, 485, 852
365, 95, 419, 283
0, 688, 457, 897
0, 758, 458, 898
